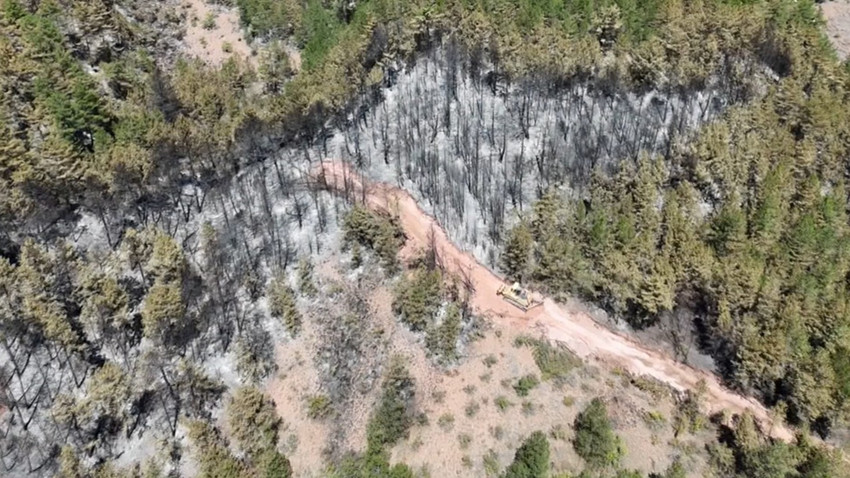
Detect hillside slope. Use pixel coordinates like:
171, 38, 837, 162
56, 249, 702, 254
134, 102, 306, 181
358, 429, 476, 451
319, 159, 795, 442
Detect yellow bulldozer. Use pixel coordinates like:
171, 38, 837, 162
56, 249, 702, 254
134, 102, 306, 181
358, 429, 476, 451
496, 282, 542, 312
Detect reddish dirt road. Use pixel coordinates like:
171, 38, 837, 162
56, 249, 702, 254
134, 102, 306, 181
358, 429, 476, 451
318, 160, 794, 442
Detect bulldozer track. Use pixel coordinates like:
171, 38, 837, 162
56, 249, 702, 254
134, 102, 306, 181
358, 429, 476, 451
318, 160, 799, 443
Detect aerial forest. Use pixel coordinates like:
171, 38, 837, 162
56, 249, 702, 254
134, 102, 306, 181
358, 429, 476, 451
1, 0, 850, 476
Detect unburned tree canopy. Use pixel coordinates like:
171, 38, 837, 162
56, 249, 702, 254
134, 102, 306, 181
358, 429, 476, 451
504, 430, 550, 478
267, 272, 301, 335
227, 386, 281, 458
141, 279, 186, 345
573, 398, 623, 469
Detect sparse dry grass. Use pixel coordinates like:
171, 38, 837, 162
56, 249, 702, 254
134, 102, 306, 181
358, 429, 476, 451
438, 413, 455, 431
267, 254, 713, 477
514, 335, 580, 381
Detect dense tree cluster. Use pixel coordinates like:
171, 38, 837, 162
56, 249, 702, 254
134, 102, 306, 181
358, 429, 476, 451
313, 0, 824, 267
2, 0, 850, 475
0, 0, 819, 243
392, 260, 475, 364
0, 218, 311, 475
704, 412, 849, 478
187, 412, 292, 478
0, 229, 228, 474
564, 399, 848, 477
503, 23, 850, 427
342, 205, 405, 270
0, 4, 277, 286
0, 4, 342, 467
332, 356, 416, 478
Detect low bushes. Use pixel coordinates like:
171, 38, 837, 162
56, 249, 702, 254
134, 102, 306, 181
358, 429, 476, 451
342, 205, 405, 270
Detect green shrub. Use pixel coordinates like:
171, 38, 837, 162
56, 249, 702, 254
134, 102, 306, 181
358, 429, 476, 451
236, 0, 300, 39
631, 375, 671, 402
502, 220, 532, 280
297, 257, 317, 296
738, 441, 811, 478
643, 410, 667, 431
414, 412, 428, 427
573, 398, 624, 469
513, 374, 540, 397
235, 328, 277, 383
514, 336, 579, 381
615, 470, 643, 478
299, 0, 341, 69
495, 395, 514, 412
673, 386, 706, 436
457, 433, 472, 450
504, 431, 550, 478
426, 301, 463, 362
14, 7, 112, 146
464, 401, 480, 417
350, 241, 362, 268
706, 442, 736, 477
437, 413, 455, 431
257, 449, 293, 478
331, 449, 413, 478
660, 458, 687, 478
186, 420, 248, 477
482, 449, 500, 477
307, 394, 332, 419
343, 205, 404, 270
202, 12, 217, 30
366, 357, 415, 452
267, 273, 301, 335
227, 387, 281, 458
393, 266, 442, 332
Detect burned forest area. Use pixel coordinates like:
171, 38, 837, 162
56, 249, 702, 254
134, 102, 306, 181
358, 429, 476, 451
2, 0, 850, 477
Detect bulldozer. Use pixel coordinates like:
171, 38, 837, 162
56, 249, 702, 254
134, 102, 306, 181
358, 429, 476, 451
496, 282, 542, 312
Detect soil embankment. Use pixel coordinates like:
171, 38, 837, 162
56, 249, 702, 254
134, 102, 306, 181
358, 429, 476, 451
318, 160, 795, 442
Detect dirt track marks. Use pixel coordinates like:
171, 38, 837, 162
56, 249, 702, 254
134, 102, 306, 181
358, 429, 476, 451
318, 160, 794, 442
